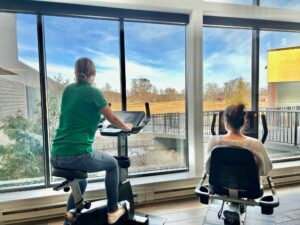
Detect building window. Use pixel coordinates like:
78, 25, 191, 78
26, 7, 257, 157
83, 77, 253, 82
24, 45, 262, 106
0, 13, 43, 190
203, 27, 252, 111
203, 27, 252, 150
43, 16, 121, 181
260, 0, 300, 10
204, 0, 252, 5
124, 21, 187, 174
259, 30, 300, 159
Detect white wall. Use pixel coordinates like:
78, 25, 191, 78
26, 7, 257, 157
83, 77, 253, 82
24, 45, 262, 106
0, 13, 18, 69
277, 82, 300, 106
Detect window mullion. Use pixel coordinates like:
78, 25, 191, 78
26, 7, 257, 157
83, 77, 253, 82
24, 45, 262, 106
251, 29, 259, 111
37, 14, 51, 188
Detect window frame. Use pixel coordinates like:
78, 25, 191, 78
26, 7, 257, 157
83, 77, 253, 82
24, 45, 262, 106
0, 1, 189, 192
203, 15, 300, 163
2, 0, 300, 193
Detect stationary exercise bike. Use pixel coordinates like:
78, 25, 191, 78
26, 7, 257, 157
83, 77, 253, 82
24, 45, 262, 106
52, 103, 165, 225
195, 111, 279, 225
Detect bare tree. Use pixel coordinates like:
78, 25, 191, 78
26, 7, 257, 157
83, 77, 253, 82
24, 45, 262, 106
102, 83, 112, 92
101, 83, 113, 102
224, 77, 250, 107
204, 82, 223, 102
130, 78, 153, 102
164, 87, 177, 101
101, 83, 121, 103
152, 86, 158, 102
52, 73, 70, 86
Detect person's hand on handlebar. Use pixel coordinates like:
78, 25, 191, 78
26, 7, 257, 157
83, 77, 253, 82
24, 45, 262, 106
100, 105, 133, 131
123, 123, 133, 132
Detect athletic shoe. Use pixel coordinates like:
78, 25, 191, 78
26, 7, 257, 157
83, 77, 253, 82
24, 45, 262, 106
107, 200, 130, 224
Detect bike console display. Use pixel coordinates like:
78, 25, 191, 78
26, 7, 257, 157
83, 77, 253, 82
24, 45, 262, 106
114, 111, 145, 127
99, 103, 150, 136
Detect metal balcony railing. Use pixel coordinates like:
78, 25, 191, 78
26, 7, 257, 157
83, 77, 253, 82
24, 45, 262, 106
143, 109, 300, 146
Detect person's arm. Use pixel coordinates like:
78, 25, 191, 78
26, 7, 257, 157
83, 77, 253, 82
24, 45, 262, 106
254, 141, 273, 176
100, 105, 132, 131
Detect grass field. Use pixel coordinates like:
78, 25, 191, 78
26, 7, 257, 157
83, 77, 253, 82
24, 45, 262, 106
110, 100, 267, 114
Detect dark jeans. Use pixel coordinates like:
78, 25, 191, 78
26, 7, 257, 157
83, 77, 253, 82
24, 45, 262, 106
51, 151, 119, 212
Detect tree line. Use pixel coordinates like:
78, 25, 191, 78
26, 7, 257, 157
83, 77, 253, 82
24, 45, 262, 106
102, 77, 254, 107
204, 77, 251, 107
101, 78, 185, 103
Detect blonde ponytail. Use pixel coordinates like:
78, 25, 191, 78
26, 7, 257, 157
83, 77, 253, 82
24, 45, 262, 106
75, 57, 96, 83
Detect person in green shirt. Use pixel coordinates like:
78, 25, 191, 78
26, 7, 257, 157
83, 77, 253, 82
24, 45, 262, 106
51, 57, 132, 224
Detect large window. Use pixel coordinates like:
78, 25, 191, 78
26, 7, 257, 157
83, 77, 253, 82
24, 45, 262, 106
260, 0, 300, 10
203, 27, 252, 111
205, 0, 300, 9
0, 13, 44, 189
124, 22, 187, 173
259, 30, 300, 160
204, 0, 252, 5
0, 5, 188, 191
203, 27, 252, 151
43, 16, 187, 178
43, 16, 121, 181
203, 21, 300, 162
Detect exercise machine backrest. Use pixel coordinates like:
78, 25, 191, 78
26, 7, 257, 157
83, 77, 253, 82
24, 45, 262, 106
209, 146, 263, 199
211, 111, 267, 144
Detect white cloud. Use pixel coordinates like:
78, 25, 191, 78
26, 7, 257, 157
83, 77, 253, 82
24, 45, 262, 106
260, 0, 300, 9
204, 51, 251, 86
83, 47, 185, 91
125, 23, 184, 43
94, 70, 120, 91
46, 64, 75, 81
19, 58, 39, 70
125, 59, 185, 91
87, 30, 118, 43
19, 52, 185, 92
19, 57, 75, 81
83, 47, 119, 70
204, 28, 253, 86
17, 44, 37, 53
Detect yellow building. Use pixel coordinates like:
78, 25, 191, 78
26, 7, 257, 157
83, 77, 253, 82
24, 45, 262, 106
267, 46, 300, 107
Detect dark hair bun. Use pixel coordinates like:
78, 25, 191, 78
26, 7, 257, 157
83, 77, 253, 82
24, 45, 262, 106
224, 104, 246, 130
236, 104, 245, 113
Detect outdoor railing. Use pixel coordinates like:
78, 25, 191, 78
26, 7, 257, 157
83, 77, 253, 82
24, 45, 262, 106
143, 109, 300, 146
143, 112, 186, 135
260, 110, 300, 146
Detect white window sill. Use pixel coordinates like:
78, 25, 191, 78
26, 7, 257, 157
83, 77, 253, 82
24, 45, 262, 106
0, 162, 300, 224
0, 171, 198, 204
0, 160, 299, 205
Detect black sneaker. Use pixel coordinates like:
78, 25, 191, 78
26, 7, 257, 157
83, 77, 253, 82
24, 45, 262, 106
224, 210, 240, 225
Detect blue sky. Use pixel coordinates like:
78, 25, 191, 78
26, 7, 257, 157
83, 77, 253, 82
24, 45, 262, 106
206, 0, 300, 10
17, 15, 185, 92
260, 31, 300, 89
16, 6, 300, 93
203, 27, 252, 86
204, 27, 300, 88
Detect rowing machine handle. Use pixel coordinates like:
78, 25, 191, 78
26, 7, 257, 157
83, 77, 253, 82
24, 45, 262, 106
211, 114, 217, 136
261, 113, 268, 144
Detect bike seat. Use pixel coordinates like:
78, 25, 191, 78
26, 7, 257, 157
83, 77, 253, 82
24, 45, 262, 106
52, 168, 88, 180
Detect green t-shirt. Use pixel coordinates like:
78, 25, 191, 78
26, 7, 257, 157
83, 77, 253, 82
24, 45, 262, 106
51, 82, 107, 156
